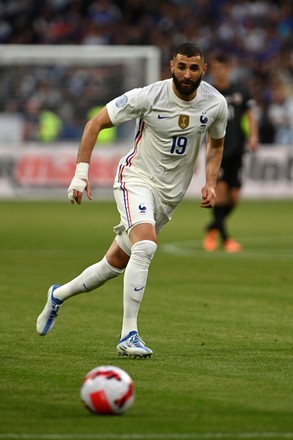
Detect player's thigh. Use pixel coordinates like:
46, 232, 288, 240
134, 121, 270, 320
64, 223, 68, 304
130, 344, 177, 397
114, 184, 156, 231
220, 154, 243, 188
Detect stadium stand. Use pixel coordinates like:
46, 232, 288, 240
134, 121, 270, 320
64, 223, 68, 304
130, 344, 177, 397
0, 0, 292, 144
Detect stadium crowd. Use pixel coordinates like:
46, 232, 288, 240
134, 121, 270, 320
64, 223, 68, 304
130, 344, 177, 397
0, 0, 292, 144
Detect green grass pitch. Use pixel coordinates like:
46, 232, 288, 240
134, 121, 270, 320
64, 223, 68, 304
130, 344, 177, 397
0, 199, 293, 440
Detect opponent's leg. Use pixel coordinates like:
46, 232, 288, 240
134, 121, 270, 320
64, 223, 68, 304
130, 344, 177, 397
203, 180, 228, 251
223, 187, 242, 252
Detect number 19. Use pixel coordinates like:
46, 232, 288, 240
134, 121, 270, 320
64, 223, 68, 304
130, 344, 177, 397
170, 136, 187, 155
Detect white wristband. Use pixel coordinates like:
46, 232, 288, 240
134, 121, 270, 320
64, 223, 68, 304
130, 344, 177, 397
75, 162, 89, 180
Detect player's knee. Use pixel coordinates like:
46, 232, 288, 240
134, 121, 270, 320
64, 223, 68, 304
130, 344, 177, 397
131, 240, 157, 264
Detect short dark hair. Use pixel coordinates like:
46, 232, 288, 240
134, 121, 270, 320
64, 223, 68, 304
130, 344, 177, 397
210, 53, 230, 65
172, 42, 204, 60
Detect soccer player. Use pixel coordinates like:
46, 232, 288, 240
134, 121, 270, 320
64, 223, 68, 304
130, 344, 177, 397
202, 54, 259, 253
36, 42, 228, 357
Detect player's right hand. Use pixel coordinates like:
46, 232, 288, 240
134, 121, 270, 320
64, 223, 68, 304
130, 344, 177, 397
67, 177, 92, 205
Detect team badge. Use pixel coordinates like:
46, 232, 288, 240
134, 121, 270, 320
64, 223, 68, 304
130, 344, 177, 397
200, 113, 208, 125
115, 94, 128, 108
138, 203, 147, 213
178, 114, 189, 129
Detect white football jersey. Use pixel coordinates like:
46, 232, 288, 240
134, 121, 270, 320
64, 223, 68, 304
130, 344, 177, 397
107, 78, 228, 205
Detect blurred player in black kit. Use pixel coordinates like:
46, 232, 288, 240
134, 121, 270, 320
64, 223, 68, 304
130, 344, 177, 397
203, 54, 259, 253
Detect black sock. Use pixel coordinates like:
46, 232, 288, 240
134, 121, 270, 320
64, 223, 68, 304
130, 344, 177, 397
206, 204, 235, 241
213, 205, 230, 241
223, 204, 233, 217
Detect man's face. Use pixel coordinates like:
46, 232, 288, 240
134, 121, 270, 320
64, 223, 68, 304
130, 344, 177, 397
209, 60, 230, 84
170, 53, 207, 100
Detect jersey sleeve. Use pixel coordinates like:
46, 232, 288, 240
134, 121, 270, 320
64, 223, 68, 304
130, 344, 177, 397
106, 87, 149, 126
239, 84, 256, 111
208, 96, 229, 139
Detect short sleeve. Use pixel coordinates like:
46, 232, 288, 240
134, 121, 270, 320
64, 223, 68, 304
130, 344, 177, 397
106, 87, 149, 126
208, 97, 229, 139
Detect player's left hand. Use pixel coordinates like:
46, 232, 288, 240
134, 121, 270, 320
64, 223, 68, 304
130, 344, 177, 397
200, 186, 216, 208
247, 135, 259, 152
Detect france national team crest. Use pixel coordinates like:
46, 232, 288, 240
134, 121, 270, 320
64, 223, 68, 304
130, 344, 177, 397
200, 112, 208, 126
139, 203, 147, 213
178, 114, 189, 129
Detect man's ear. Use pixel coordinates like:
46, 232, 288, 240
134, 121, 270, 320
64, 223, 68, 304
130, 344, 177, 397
170, 59, 174, 73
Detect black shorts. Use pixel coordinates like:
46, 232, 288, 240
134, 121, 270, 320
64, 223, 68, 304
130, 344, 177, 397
218, 153, 243, 188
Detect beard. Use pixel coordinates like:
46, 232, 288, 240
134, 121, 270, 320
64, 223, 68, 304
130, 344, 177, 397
172, 73, 203, 96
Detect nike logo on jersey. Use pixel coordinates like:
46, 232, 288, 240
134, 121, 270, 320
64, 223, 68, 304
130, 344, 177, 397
157, 114, 171, 119
134, 286, 145, 292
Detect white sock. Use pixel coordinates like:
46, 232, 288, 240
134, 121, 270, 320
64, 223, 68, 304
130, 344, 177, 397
121, 240, 157, 339
53, 256, 123, 302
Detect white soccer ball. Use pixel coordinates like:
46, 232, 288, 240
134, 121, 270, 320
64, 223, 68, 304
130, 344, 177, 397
80, 365, 135, 415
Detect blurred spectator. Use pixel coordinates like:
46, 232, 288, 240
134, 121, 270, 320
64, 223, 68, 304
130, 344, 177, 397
22, 98, 40, 141
22, 98, 62, 142
266, 77, 293, 145
39, 109, 63, 142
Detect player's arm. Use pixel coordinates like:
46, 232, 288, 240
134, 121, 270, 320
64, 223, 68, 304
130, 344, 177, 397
246, 108, 259, 152
201, 135, 224, 208
68, 107, 114, 205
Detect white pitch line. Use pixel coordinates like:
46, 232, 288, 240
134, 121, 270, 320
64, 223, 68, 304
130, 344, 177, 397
161, 237, 293, 260
1, 433, 293, 440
